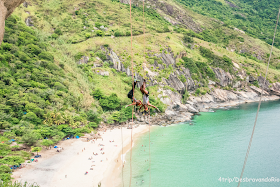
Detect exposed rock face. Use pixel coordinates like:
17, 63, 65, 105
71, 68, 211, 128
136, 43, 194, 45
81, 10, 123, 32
101, 46, 280, 118
250, 86, 269, 96
212, 68, 233, 87
77, 56, 90, 65
25, 16, 33, 26
257, 76, 270, 91
119, 0, 202, 32
270, 82, 280, 96
94, 70, 110, 76
0, 0, 25, 45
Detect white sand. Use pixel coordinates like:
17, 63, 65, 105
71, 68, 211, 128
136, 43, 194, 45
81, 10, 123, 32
12, 125, 149, 187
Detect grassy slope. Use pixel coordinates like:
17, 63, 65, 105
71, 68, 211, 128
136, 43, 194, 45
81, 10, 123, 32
12, 0, 280, 85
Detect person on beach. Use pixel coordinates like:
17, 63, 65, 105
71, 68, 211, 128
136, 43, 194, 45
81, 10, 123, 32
139, 79, 160, 113
125, 79, 143, 108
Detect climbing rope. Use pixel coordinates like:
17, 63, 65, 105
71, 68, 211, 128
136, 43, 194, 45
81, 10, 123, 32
129, 0, 134, 186
237, 7, 280, 187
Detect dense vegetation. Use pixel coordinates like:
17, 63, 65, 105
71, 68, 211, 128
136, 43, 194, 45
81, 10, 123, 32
0, 15, 103, 182
0, 13, 165, 183
177, 0, 280, 48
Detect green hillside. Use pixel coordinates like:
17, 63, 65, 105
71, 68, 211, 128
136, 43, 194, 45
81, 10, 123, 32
177, 0, 280, 48
1, 0, 280, 184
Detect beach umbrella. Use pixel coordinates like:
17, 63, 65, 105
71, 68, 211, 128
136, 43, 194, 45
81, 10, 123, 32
54, 146, 58, 148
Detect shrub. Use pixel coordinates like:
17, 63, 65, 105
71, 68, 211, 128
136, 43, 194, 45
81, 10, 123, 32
96, 30, 104, 37
88, 122, 99, 128
195, 88, 201, 95
95, 22, 102, 28
126, 31, 131, 36
39, 52, 54, 62
183, 35, 194, 43
99, 93, 121, 111
26, 44, 42, 55
74, 52, 84, 61
199, 46, 214, 59
87, 110, 102, 124
163, 25, 170, 32
53, 82, 66, 90
51, 33, 59, 39
85, 33, 91, 38
54, 28, 63, 35
114, 31, 123, 37
182, 90, 190, 104
179, 74, 187, 83
16, 51, 30, 62
96, 51, 107, 61
253, 80, 259, 87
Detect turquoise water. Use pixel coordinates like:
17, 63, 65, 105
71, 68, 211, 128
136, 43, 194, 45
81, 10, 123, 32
122, 100, 280, 187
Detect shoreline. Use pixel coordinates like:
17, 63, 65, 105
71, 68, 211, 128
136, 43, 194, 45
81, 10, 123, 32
12, 124, 149, 187
11, 97, 280, 186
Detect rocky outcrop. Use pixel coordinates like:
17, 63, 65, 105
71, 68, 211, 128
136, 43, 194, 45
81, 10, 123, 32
257, 76, 271, 91
212, 68, 233, 87
119, 0, 202, 32
250, 85, 269, 96
25, 16, 33, 27
100, 46, 280, 122
77, 56, 90, 65
0, 0, 25, 45
270, 82, 280, 96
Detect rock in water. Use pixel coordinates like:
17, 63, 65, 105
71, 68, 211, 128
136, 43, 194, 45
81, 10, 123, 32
0, 0, 25, 45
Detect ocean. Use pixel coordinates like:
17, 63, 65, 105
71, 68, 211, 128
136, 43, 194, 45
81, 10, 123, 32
122, 100, 280, 187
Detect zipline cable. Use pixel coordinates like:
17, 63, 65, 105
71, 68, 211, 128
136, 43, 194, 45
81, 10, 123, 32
142, 1, 151, 186
118, 3, 124, 187
149, 107, 151, 187
129, 0, 134, 186
237, 7, 280, 187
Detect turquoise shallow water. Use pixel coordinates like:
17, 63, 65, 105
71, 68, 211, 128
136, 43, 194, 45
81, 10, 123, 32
122, 100, 280, 187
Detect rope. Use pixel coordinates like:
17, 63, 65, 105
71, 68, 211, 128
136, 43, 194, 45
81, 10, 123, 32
118, 3, 124, 187
143, 2, 151, 186
143, 0, 146, 64
129, 0, 134, 186
149, 107, 151, 187
237, 7, 280, 187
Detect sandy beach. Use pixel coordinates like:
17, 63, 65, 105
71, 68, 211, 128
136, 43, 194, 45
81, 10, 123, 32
12, 124, 149, 187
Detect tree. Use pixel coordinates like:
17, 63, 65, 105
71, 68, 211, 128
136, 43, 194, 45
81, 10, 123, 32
22, 112, 41, 125
31, 147, 42, 155
87, 110, 101, 124
41, 139, 53, 148
99, 93, 121, 111
92, 89, 103, 100
54, 28, 63, 35
38, 52, 54, 62
88, 122, 98, 128
183, 35, 194, 43
0, 156, 24, 166
22, 130, 41, 146
0, 165, 12, 182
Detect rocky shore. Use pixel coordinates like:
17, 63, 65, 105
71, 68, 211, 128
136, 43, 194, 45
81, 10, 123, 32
130, 87, 280, 127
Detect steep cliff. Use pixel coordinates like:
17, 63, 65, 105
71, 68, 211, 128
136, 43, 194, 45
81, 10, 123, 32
99, 46, 280, 119
0, 0, 25, 45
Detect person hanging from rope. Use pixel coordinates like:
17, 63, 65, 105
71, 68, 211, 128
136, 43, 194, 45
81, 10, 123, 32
125, 79, 143, 108
139, 79, 160, 113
